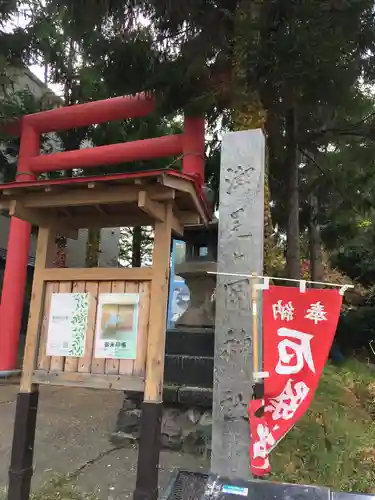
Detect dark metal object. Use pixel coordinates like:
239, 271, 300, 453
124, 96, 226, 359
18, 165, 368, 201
133, 402, 162, 500
332, 493, 375, 500
161, 470, 374, 500
165, 328, 214, 358
252, 381, 264, 401
161, 470, 209, 500
165, 354, 213, 388
8, 391, 39, 500
202, 185, 215, 213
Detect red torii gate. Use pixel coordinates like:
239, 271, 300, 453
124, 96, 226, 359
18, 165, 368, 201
0, 92, 205, 374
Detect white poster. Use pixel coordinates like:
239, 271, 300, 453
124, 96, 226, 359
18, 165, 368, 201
94, 293, 139, 359
46, 293, 89, 357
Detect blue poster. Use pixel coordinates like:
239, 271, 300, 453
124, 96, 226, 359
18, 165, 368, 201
167, 240, 190, 328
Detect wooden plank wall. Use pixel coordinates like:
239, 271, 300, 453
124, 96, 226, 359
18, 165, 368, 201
35, 279, 151, 389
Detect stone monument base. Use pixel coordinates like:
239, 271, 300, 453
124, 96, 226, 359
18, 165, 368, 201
111, 327, 214, 455
110, 396, 212, 456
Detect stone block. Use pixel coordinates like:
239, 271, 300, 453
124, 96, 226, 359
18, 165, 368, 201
165, 328, 214, 357
111, 402, 214, 455
177, 387, 212, 408
212, 129, 265, 479
164, 355, 213, 388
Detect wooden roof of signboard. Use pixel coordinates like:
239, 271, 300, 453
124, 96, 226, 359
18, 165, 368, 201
0, 170, 210, 237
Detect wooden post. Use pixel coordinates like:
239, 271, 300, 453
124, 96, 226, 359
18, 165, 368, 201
8, 226, 56, 500
133, 204, 173, 500
251, 274, 263, 401
252, 274, 259, 377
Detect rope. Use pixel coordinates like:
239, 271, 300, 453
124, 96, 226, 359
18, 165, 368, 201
208, 272, 354, 296
183, 151, 205, 161
162, 152, 205, 171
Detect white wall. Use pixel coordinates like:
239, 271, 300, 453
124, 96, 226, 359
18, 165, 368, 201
0, 214, 122, 267
66, 228, 122, 268
5, 67, 55, 100
99, 228, 122, 267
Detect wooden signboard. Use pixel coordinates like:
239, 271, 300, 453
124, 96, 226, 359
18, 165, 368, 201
32, 277, 151, 391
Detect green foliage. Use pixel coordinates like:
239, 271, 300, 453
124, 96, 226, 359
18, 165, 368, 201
336, 307, 375, 355
0, 3, 38, 86
0, 88, 54, 182
119, 227, 154, 268
331, 229, 375, 287
2, 0, 375, 278
84, 116, 184, 178
272, 360, 375, 492
302, 93, 375, 287
0, 87, 50, 126
0, 1, 192, 269
30, 474, 100, 500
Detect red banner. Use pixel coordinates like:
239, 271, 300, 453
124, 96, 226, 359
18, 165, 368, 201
249, 285, 343, 475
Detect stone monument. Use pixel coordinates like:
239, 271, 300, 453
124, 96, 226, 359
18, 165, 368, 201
211, 129, 265, 479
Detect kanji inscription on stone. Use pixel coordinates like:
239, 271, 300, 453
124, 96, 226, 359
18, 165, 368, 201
212, 129, 265, 480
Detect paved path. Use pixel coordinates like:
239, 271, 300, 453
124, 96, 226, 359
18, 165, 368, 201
0, 382, 208, 499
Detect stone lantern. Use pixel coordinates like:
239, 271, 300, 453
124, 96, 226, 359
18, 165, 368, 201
112, 194, 218, 452
174, 220, 218, 330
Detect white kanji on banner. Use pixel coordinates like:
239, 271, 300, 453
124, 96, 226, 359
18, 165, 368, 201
252, 423, 275, 469
272, 300, 295, 322
275, 327, 315, 374
252, 285, 344, 477
264, 378, 310, 420
305, 301, 327, 324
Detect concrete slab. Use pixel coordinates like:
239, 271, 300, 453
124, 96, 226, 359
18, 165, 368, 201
0, 382, 19, 404
73, 448, 208, 500
0, 384, 209, 499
